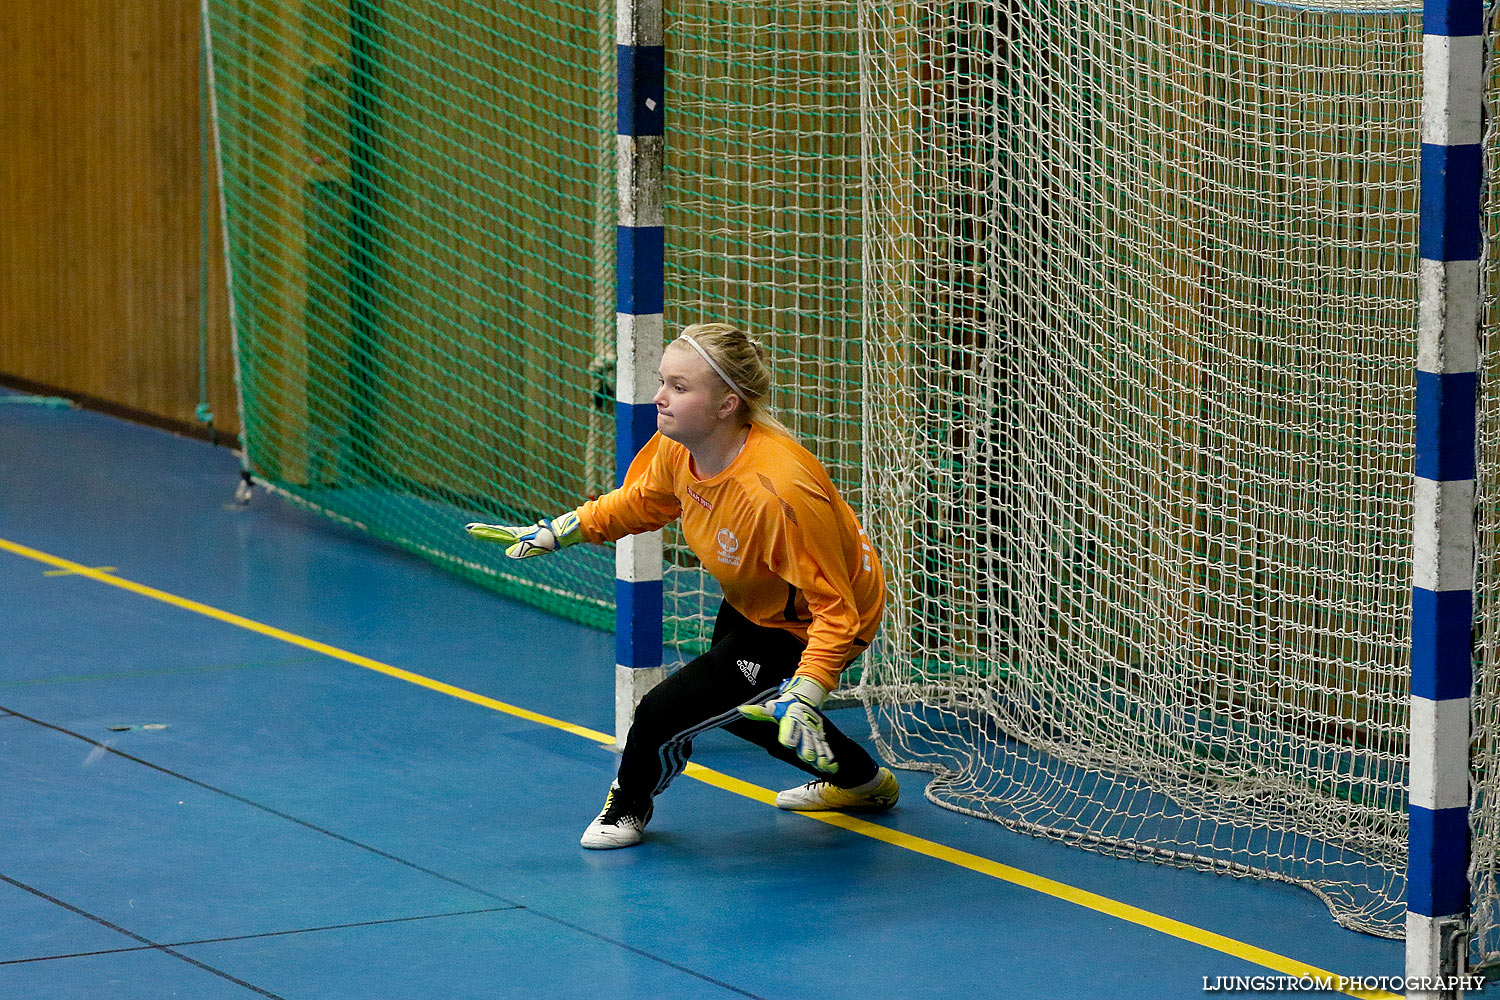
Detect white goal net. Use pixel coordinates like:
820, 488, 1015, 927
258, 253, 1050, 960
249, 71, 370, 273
857, 0, 1423, 937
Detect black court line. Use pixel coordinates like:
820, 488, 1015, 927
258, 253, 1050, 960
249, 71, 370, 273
3, 706, 771, 1000
0, 907, 516, 966
0, 874, 288, 999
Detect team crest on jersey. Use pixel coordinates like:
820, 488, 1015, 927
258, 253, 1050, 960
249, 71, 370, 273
738, 659, 761, 684
716, 528, 742, 566
686, 485, 713, 511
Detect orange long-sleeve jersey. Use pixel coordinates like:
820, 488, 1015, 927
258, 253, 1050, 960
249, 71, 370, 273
574, 424, 885, 691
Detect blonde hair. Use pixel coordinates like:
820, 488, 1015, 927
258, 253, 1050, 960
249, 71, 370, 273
675, 323, 795, 438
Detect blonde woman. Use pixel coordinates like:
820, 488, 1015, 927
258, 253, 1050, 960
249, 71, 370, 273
468, 323, 898, 848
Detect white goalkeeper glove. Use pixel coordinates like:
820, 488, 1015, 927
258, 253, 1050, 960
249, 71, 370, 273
465, 511, 582, 559
738, 676, 838, 774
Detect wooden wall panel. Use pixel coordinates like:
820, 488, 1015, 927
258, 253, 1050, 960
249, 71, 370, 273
0, 1, 239, 439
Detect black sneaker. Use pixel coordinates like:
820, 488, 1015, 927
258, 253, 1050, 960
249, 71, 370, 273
579, 786, 653, 849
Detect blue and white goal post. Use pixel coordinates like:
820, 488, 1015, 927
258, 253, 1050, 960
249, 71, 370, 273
613, 0, 667, 747
1411, 0, 1482, 993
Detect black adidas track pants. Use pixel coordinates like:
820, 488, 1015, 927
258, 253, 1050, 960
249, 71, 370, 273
612, 601, 881, 805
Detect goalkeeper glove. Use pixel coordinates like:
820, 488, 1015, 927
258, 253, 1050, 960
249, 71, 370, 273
465, 510, 582, 559
738, 676, 839, 774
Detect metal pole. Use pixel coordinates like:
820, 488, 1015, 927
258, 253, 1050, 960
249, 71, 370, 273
1410, 0, 1482, 992
613, 0, 666, 747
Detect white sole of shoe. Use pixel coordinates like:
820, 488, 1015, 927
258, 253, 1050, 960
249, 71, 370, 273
579, 835, 642, 850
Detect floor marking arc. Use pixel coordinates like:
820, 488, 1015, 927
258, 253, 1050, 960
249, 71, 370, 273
2, 704, 771, 1000
0, 535, 1400, 1000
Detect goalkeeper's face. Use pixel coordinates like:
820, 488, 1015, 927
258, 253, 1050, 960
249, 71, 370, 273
655, 342, 740, 447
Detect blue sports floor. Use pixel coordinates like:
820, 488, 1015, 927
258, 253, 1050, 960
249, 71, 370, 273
0, 394, 1489, 999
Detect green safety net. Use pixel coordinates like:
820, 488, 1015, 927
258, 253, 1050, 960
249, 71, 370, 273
205, 0, 867, 666
206, 0, 619, 629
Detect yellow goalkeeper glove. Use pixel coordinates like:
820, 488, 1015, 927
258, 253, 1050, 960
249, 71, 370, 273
465, 511, 582, 559
738, 676, 838, 774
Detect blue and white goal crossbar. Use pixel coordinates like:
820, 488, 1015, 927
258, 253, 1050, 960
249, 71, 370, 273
1412, 0, 1481, 991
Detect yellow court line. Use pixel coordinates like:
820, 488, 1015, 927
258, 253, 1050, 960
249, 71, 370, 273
2, 538, 610, 746
0, 535, 1400, 1000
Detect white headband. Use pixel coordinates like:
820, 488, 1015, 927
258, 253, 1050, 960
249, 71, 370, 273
676, 334, 747, 397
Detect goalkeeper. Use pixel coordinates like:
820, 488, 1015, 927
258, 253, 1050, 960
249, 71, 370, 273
467, 322, 898, 849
